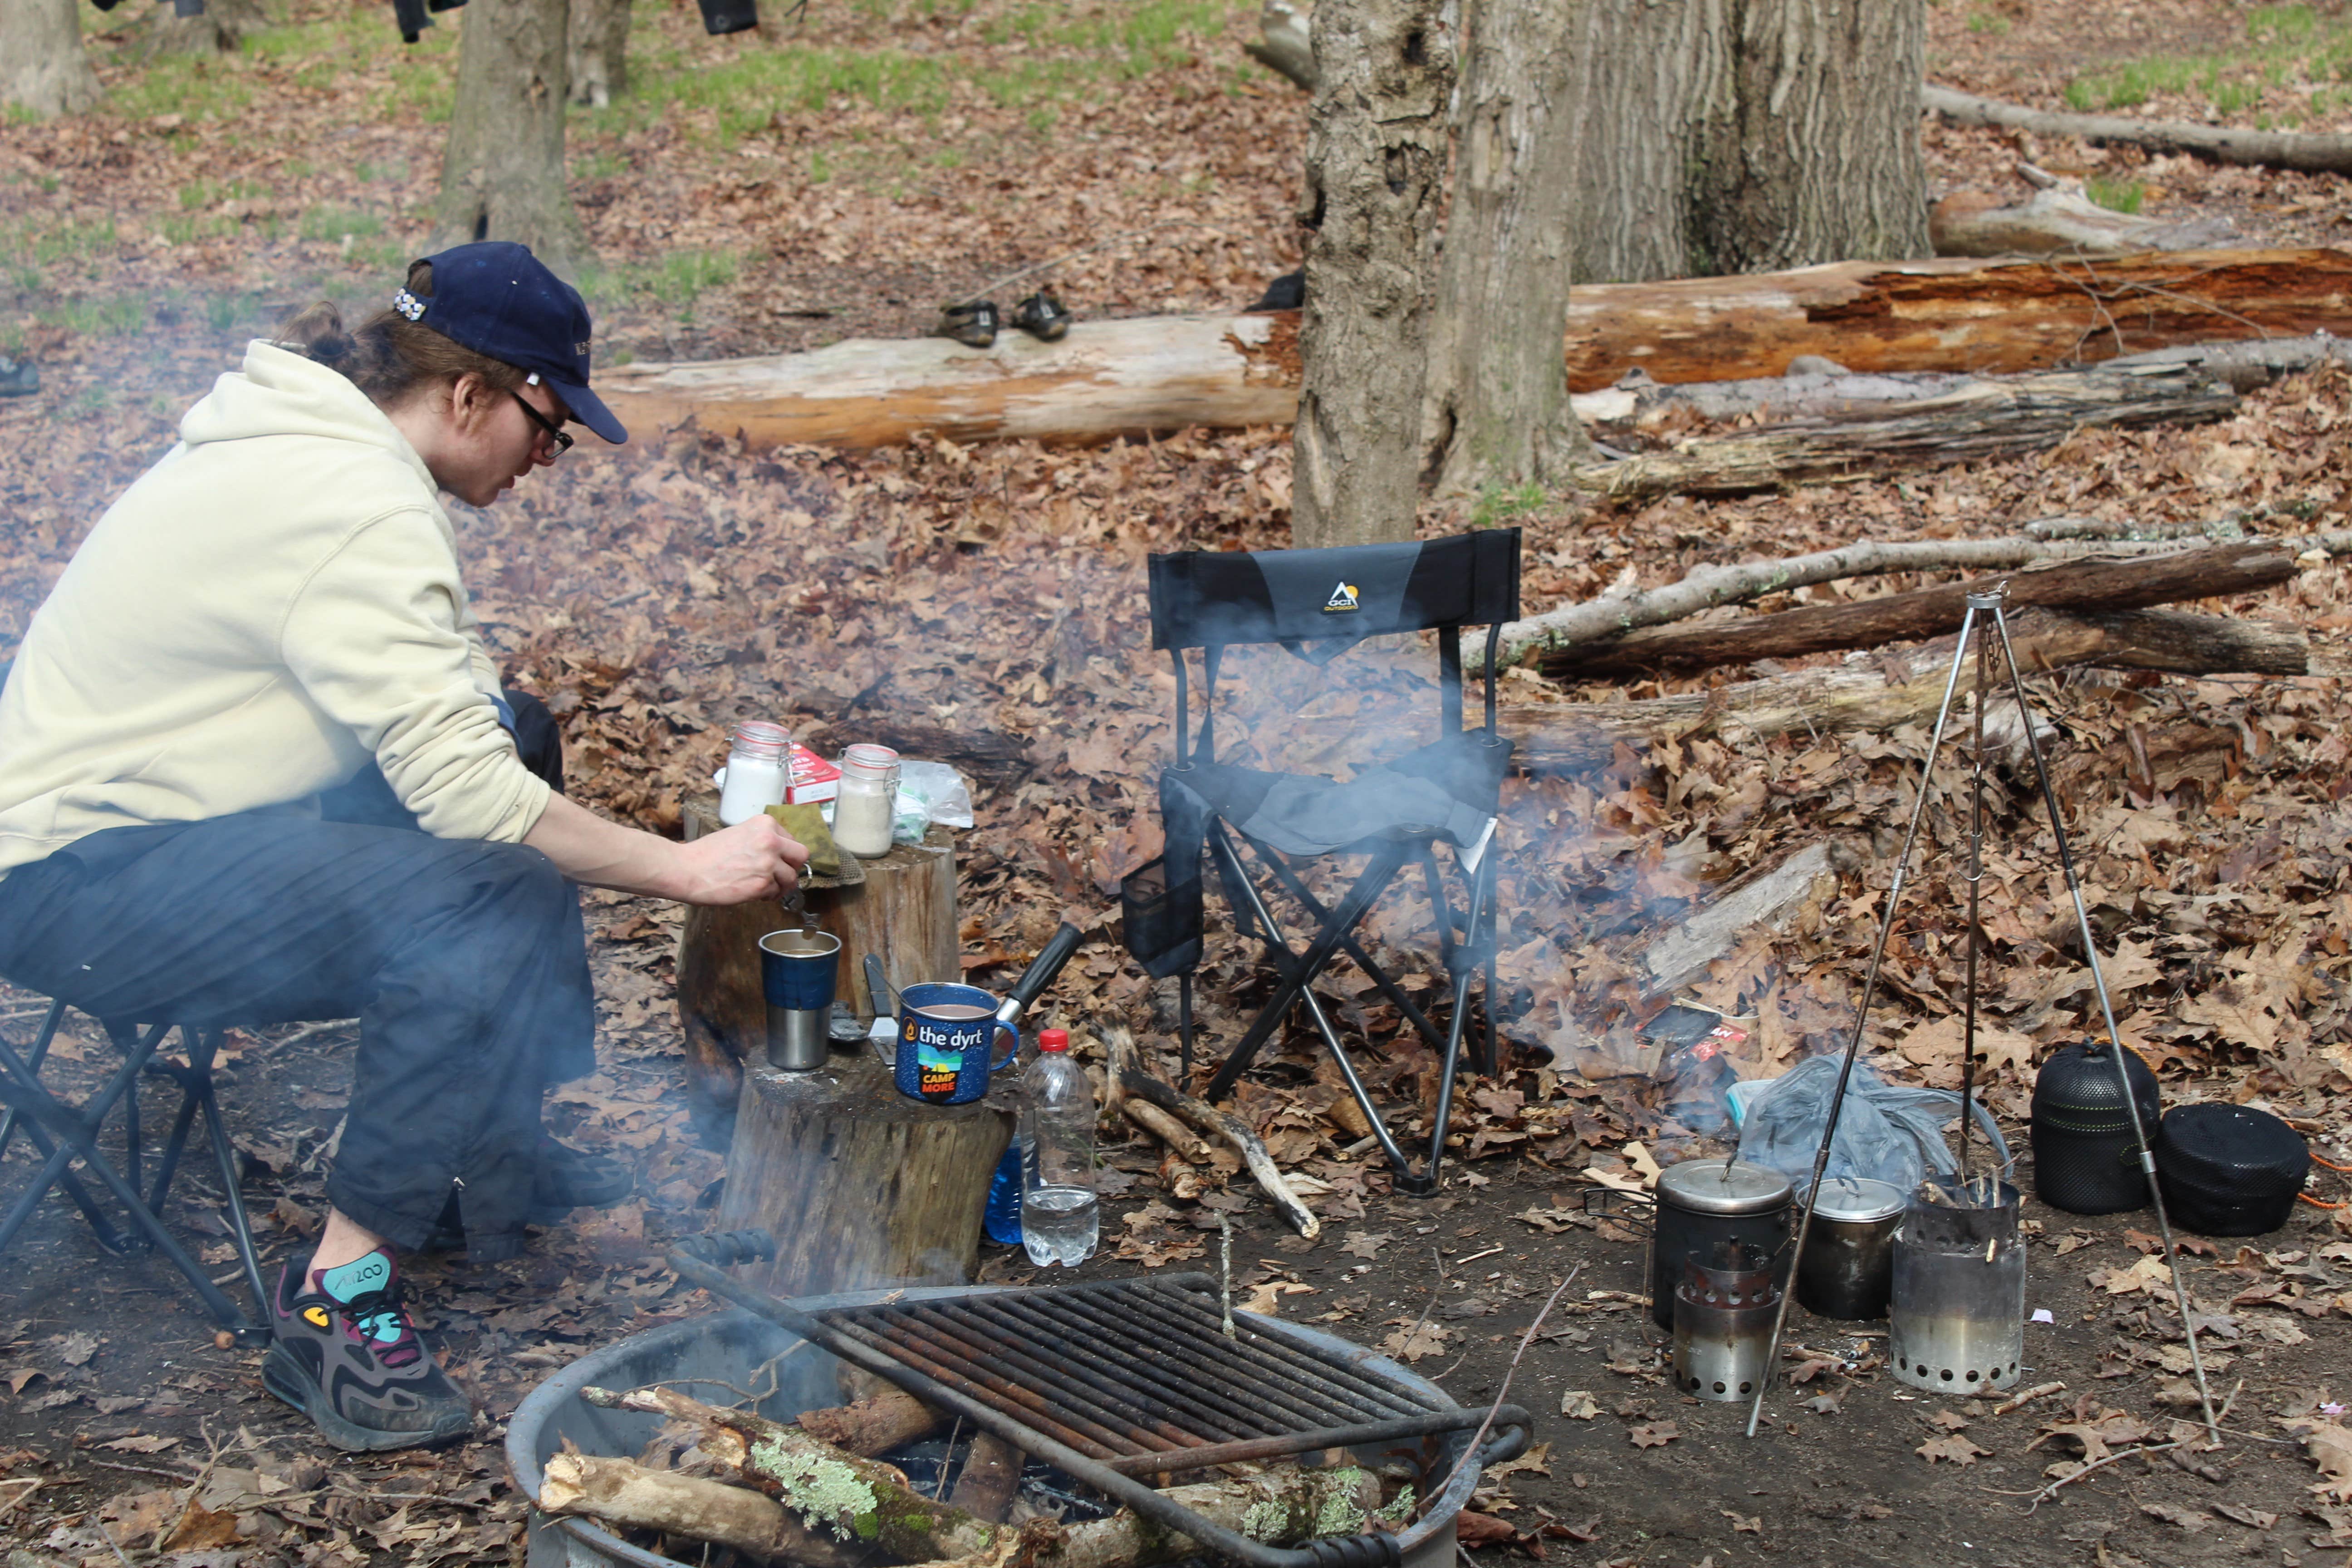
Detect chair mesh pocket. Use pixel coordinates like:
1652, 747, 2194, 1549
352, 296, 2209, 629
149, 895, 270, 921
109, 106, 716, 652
1121, 855, 1203, 980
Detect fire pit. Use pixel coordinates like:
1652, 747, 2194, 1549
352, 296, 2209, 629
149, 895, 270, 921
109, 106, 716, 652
509, 1274, 1522, 1568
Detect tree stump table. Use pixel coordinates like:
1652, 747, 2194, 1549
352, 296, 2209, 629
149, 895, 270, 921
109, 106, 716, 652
675, 795, 958, 1131
714, 1049, 1015, 1297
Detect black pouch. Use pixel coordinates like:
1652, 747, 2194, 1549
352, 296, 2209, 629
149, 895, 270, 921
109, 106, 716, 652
1120, 855, 1202, 980
696, 0, 759, 35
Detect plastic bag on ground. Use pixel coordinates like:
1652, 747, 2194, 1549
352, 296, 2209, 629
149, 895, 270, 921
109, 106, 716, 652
1736, 1054, 2011, 1195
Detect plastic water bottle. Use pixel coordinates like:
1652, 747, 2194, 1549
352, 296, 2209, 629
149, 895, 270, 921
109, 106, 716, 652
1019, 1028, 1098, 1267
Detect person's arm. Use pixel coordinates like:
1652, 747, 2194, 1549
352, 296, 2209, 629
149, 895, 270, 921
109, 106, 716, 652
524, 794, 808, 905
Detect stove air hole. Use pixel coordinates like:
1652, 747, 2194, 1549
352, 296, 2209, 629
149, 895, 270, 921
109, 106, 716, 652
1915, 1363, 1929, 1376
1940, 1368, 1954, 1381
1739, 1381, 1753, 1394
1965, 1370, 1979, 1382
1712, 1381, 1726, 1393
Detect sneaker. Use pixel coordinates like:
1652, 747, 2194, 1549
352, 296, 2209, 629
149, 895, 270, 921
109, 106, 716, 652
0, 357, 36, 397
1009, 290, 1071, 342
262, 1250, 472, 1452
932, 300, 997, 349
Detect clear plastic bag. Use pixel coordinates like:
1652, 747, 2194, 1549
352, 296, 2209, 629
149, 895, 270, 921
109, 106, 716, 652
1736, 1054, 2010, 1193
892, 758, 975, 842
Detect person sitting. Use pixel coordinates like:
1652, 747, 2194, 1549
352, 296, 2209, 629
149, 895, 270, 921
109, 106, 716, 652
0, 242, 807, 1452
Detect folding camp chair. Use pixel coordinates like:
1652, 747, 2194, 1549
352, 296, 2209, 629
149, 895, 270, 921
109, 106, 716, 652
0, 1000, 271, 1342
1120, 529, 1520, 1196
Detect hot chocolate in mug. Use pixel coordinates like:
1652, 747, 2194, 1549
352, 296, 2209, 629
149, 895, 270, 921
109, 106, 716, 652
892, 982, 1019, 1104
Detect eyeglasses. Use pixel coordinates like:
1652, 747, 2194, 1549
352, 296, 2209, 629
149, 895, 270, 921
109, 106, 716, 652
509, 388, 574, 456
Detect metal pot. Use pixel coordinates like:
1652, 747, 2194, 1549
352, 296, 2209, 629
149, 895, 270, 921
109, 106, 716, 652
1793, 1176, 1905, 1321
1648, 1159, 1792, 1330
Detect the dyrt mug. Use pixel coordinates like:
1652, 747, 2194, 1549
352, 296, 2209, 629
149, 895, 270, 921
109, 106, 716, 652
892, 982, 1019, 1104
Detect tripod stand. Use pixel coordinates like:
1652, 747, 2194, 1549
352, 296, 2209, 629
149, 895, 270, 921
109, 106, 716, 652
1744, 584, 2220, 1442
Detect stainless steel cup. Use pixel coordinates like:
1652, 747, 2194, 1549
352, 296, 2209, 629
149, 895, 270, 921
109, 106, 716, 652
759, 930, 841, 1071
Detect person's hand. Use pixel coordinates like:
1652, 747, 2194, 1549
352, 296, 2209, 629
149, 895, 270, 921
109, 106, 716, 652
671, 813, 808, 905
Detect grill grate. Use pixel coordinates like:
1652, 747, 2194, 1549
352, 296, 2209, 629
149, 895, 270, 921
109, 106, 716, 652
814, 1273, 1455, 1472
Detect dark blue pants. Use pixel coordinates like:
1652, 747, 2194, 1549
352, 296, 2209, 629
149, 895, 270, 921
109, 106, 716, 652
0, 692, 593, 1262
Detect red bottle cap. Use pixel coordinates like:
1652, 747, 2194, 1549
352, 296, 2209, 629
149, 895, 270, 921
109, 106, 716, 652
1038, 1029, 1070, 1052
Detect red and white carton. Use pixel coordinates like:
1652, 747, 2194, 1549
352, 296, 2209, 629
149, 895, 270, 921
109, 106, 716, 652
785, 744, 841, 804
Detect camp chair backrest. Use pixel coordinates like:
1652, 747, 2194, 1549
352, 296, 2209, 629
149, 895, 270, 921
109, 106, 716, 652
1145, 529, 1521, 765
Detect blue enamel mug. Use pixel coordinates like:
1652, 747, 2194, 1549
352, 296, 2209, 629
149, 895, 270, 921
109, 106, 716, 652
893, 982, 1019, 1105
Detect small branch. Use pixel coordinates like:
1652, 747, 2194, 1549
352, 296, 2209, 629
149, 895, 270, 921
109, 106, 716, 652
1991, 1380, 2065, 1416
1926, 83, 2352, 175
1119, 1069, 1320, 1238
2006, 1441, 2179, 1513
1421, 1265, 1579, 1515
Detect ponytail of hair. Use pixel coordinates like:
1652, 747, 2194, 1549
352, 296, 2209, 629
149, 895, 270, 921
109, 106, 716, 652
273, 260, 526, 410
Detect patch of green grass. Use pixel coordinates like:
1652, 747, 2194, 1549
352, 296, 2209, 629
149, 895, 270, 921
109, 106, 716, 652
584, 45, 953, 141
106, 57, 258, 121
296, 206, 385, 242
572, 148, 626, 181
1469, 481, 1553, 529
1966, 9, 2011, 35
204, 292, 262, 333
44, 296, 147, 338
2085, 177, 2145, 214
159, 212, 238, 245
579, 250, 744, 323
23, 218, 119, 268
2064, 3, 2352, 115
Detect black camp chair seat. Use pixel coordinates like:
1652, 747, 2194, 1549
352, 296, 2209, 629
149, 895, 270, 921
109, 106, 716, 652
1122, 529, 1520, 1196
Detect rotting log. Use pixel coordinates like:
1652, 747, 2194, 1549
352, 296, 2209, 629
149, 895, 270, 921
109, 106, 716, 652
589, 249, 2352, 449
1926, 84, 2352, 176
1565, 367, 2237, 503
1541, 543, 2297, 678
714, 1049, 1013, 1297
1505, 607, 2308, 775
677, 795, 956, 1125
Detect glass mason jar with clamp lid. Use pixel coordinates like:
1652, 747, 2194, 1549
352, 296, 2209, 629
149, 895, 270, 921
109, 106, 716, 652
832, 743, 902, 858
717, 720, 791, 825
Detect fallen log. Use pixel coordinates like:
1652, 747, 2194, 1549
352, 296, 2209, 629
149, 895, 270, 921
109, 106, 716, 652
1113, 1047, 1319, 1240
590, 249, 2352, 450
1635, 840, 1859, 1000
539, 1454, 862, 1568
1929, 164, 2236, 258
2102, 332, 2352, 392
1566, 365, 2236, 503
1540, 543, 2296, 678
1499, 532, 2201, 667
1504, 607, 2308, 775
1926, 83, 2352, 176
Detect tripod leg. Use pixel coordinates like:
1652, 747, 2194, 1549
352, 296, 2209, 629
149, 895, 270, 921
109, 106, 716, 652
1989, 603, 2220, 1442
1746, 603, 1986, 1441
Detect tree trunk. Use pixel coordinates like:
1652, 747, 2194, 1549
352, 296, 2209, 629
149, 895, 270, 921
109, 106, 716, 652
432, 0, 585, 276
1421, 0, 1591, 496
1540, 542, 2299, 677
714, 1048, 1013, 1298
127, 0, 268, 59
1570, 0, 1929, 283
1291, 0, 1453, 548
0, 0, 102, 118
567, 0, 628, 106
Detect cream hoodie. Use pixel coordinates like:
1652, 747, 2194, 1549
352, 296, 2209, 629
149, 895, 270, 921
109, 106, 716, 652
0, 342, 551, 876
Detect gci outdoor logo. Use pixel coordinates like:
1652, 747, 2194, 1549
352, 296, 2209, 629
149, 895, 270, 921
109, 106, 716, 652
1323, 581, 1360, 613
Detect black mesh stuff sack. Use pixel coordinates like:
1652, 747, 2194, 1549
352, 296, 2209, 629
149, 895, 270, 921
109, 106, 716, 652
2029, 1039, 2161, 1216
2153, 1102, 2309, 1237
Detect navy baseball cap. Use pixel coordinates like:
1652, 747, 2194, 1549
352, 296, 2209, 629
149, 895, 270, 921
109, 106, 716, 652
393, 241, 627, 445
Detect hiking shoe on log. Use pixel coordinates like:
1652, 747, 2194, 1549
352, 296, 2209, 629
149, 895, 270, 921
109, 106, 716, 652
932, 300, 997, 348
262, 1250, 472, 1451
1010, 290, 1070, 342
